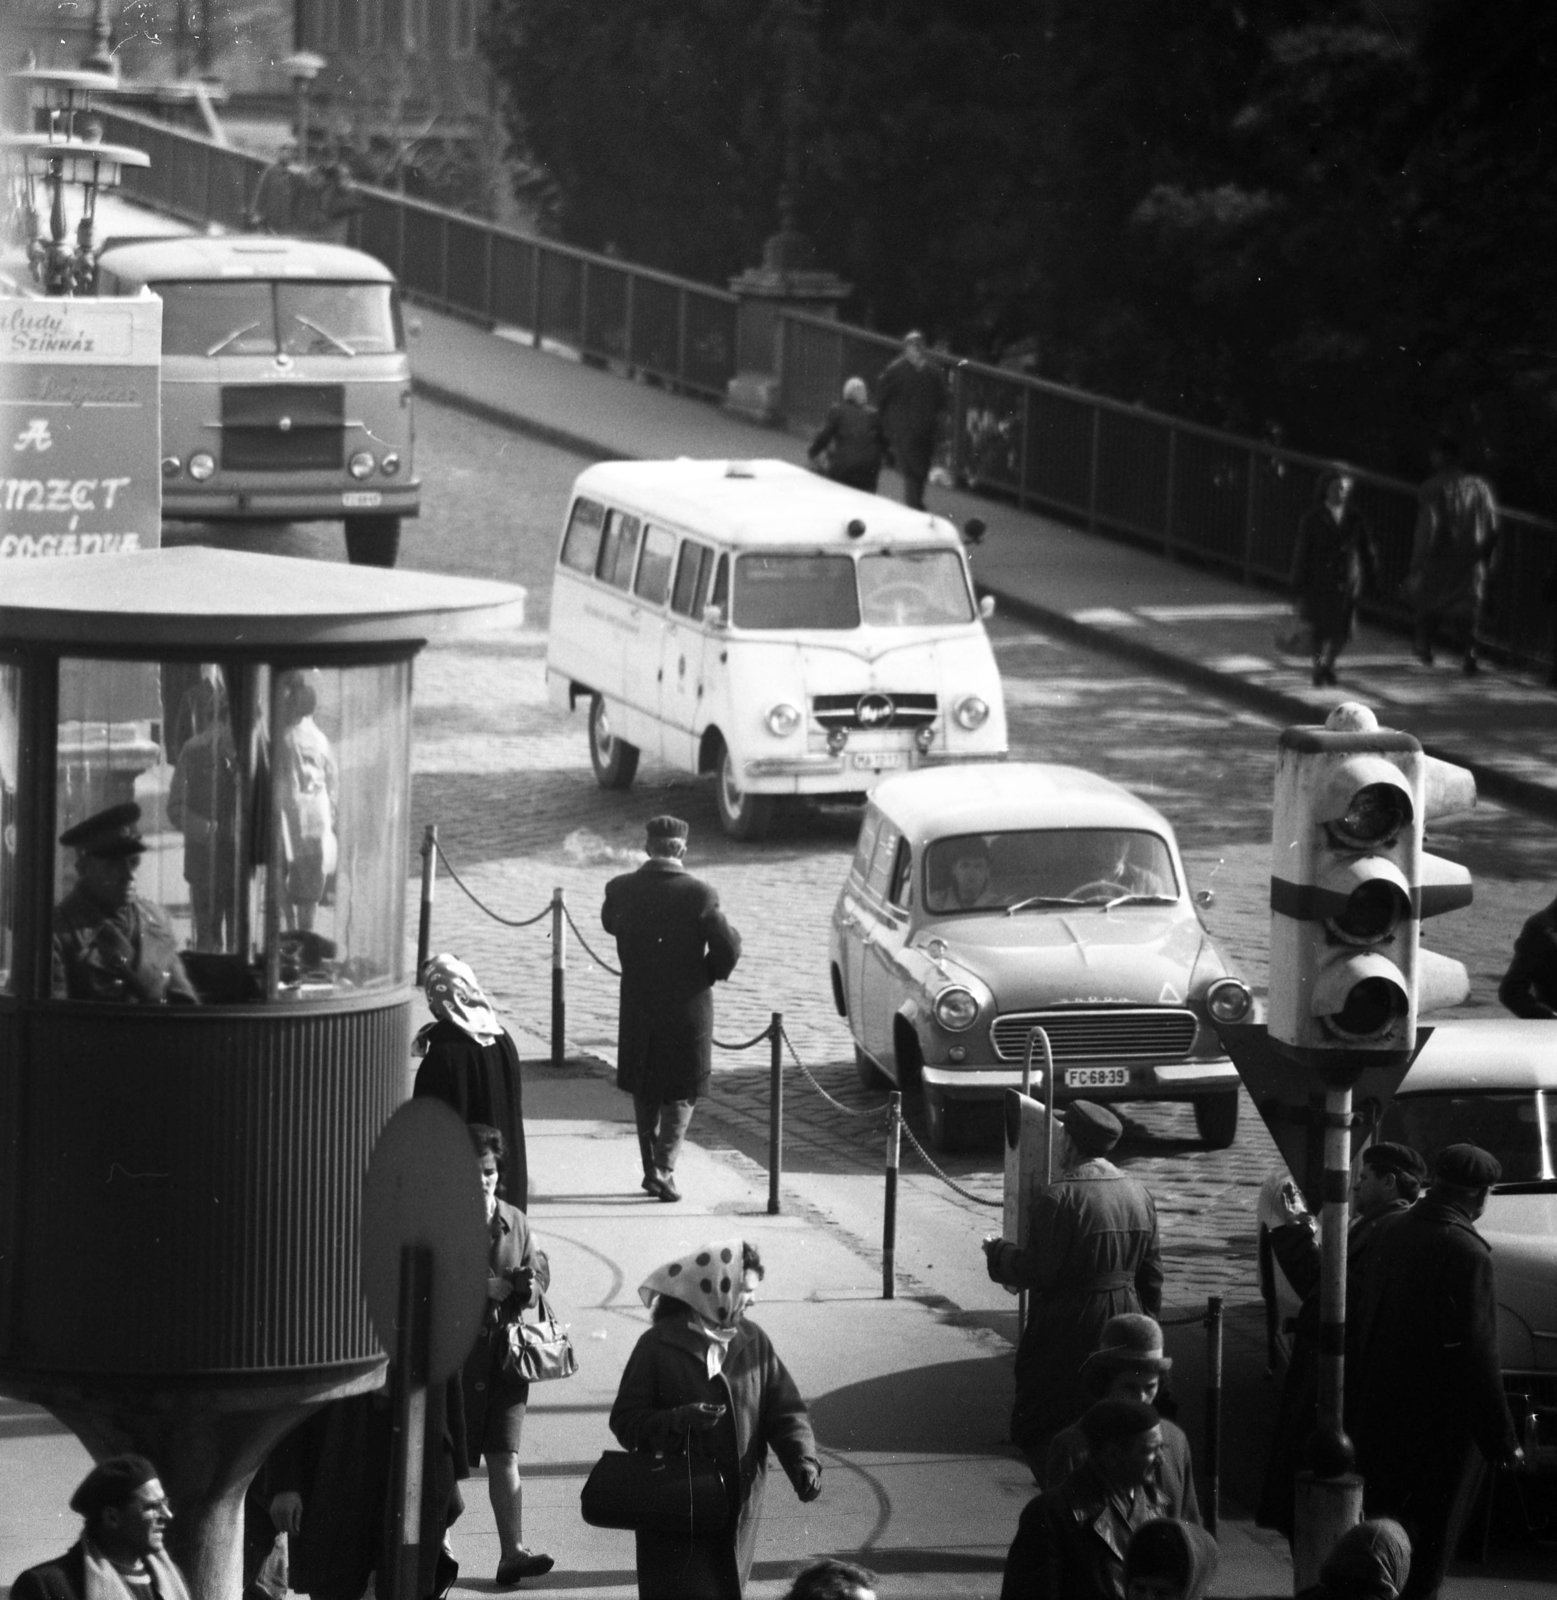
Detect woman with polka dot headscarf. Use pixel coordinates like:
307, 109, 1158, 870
610, 1239, 822, 1598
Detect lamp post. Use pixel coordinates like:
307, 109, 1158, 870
283, 50, 327, 170
2, 69, 148, 296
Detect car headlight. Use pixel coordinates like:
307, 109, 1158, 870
953, 695, 989, 730
933, 986, 979, 1031
765, 702, 802, 737
349, 451, 377, 480
187, 452, 215, 481
380, 451, 402, 476
161, 455, 182, 479
1206, 977, 1253, 1024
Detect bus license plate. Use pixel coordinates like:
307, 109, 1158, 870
342, 490, 383, 508
852, 752, 904, 770
1066, 1066, 1129, 1089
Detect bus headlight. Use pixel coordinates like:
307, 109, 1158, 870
349, 451, 377, 480
188, 453, 215, 481
765, 703, 802, 737
1206, 977, 1253, 1024
953, 696, 990, 730
380, 452, 402, 476
161, 455, 183, 479
933, 986, 979, 1031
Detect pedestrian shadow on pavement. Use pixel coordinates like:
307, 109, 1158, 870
807, 1357, 1020, 1457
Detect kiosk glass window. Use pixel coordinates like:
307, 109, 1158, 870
52, 657, 410, 1004
0, 661, 17, 994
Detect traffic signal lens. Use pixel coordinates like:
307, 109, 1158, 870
1329, 783, 1411, 849
1326, 975, 1407, 1040
1332, 879, 1407, 945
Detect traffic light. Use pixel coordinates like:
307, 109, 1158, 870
1268, 702, 1475, 1058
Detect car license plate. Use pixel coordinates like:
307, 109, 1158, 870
1067, 1066, 1130, 1089
342, 490, 383, 508
852, 751, 904, 770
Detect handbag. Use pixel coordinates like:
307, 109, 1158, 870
502, 1292, 578, 1382
580, 1446, 729, 1535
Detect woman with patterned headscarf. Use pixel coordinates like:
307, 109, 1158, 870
413, 953, 528, 1208
610, 1240, 822, 1598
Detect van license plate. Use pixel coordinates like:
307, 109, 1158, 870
1066, 1066, 1129, 1088
852, 752, 904, 770
342, 491, 383, 508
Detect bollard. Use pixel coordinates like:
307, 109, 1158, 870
883, 1092, 901, 1300
550, 887, 565, 1070
1205, 1294, 1223, 1537
767, 1012, 782, 1216
416, 824, 437, 979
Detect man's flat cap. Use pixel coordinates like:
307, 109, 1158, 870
1435, 1142, 1502, 1189
1064, 1099, 1123, 1156
646, 816, 689, 842
69, 1453, 158, 1517
59, 802, 145, 857
1363, 1141, 1428, 1184
1079, 1397, 1161, 1449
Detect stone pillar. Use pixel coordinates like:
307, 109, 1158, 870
726, 225, 850, 425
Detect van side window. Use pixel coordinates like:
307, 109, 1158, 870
560, 498, 606, 573
888, 839, 913, 910
709, 553, 729, 614
852, 809, 881, 884
635, 526, 676, 606
671, 540, 713, 618
597, 511, 643, 591
866, 821, 901, 899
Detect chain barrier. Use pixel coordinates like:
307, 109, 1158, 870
897, 1118, 1004, 1208
560, 901, 622, 978
713, 1023, 778, 1052
432, 839, 553, 928
1157, 1307, 1215, 1329
780, 1025, 887, 1123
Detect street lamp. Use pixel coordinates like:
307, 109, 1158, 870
2, 69, 149, 296
283, 50, 327, 169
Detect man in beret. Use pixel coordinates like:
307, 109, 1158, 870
603, 816, 741, 1202
51, 804, 199, 1004
1256, 1141, 1428, 1540
1348, 1143, 1524, 1600
1000, 1398, 1168, 1600
983, 1100, 1163, 1465
11, 1454, 191, 1600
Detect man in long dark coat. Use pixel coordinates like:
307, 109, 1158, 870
1348, 1143, 1524, 1600
983, 1102, 1162, 1468
874, 330, 949, 511
602, 815, 741, 1202
1408, 435, 1498, 674
1497, 890, 1557, 1017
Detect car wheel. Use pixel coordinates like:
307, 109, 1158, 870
1193, 1091, 1239, 1149
344, 514, 400, 567
588, 694, 639, 790
854, 1045, 890, 1090
715, 745, 775, 841
924, 1087, 965, 1154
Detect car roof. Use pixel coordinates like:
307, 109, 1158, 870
571, 459, 964, 550
871, 762, 1174, 841
1396, 1018, 1557, 1094
96, 234, 397, 285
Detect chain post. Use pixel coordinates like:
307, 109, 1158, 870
550, 887, 565, 1070
767, 1012, 782, 1216
1205, 1294, 1223, 1537
416, 824, 436, 980
883, 1091, 901, 1299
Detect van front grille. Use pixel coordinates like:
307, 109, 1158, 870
812, 692, 937, 730
221, 384, 344, 471
991, 1008, 1199, 1062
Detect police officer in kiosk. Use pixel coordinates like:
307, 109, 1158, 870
52, 803, 199, 1003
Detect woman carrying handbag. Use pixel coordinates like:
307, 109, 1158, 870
463, 1123, 555, 1586
608, 1240, 822, 1599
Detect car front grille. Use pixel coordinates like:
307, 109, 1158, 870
991, 1008, 1199, 1063
812, 692, 938, 730
221, 384, 345, 471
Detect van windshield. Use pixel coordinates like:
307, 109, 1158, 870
156, 281, 402, 357
732, 548, 973, 630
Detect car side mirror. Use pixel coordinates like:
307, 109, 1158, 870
979, 595, 996, 620
703, 603, 727, 629
1194, 888, 1214, 907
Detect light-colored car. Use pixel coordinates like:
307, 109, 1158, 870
1257, 1018, 1557, 1474
828, 763, 1255, 1150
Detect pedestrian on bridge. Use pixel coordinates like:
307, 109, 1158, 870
983, 1100, 1163, 1466
603, 815, 742, 1202
1496, 890, 1557, 1018
1408, 436, 1498, 676
808, 377, 885, 494
875, 330, 949, 511
1290, 468, 1376, 687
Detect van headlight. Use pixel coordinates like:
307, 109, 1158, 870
765, 703, 802, 737
188, 452, 215, 481
161, 455, 183, 479
933, 986, 979, 1031
953, 695, 989, 730
380, 451, 402, 476
1206, 977, 1253, 1024
349, 451, 377, 480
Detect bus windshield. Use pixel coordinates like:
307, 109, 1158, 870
156, 281, 402, 357
732, 548, 973, 630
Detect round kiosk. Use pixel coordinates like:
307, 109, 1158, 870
0, 547, 523, 1597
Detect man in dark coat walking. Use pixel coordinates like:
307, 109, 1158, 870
1348, 1143, 1524, 1600
983, 1101, 1163, 1467
1497, 890, 1557, 1017
603, 815, 742, 1202
874, 330, 949, 511
1408, 435, 1498, 674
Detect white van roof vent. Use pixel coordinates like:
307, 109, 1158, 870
724, 461, 757, 478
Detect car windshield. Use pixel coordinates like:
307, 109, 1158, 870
731, 548, 973, 630
1380, 1090, 1557, 1185
923, 828, 1178, 915
157, 281, 401, 357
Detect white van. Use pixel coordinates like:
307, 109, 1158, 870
545, 459, 1008, 839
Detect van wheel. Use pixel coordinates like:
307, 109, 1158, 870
588, 694, 639, 790
345, 515, 400, 567
855, 1045, 890, 1090
715, 746, 774, 841
1193, 1091, 1240, 1149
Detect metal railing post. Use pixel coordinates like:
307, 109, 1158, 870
1088, 403, 1102, 531
1205, 1294, 1223, 1537
1018, 384, 1031, 509
550, 887, 566, 1070
767, 1012, 782, 1215
415, 824, 436, 979
676, 288, 688, 388
883, 1092, 901, 1299
1243, 445, 1260, 581
1163, 426, 1178, 558
623, 269, 636, 371
531, 246, 544, 347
